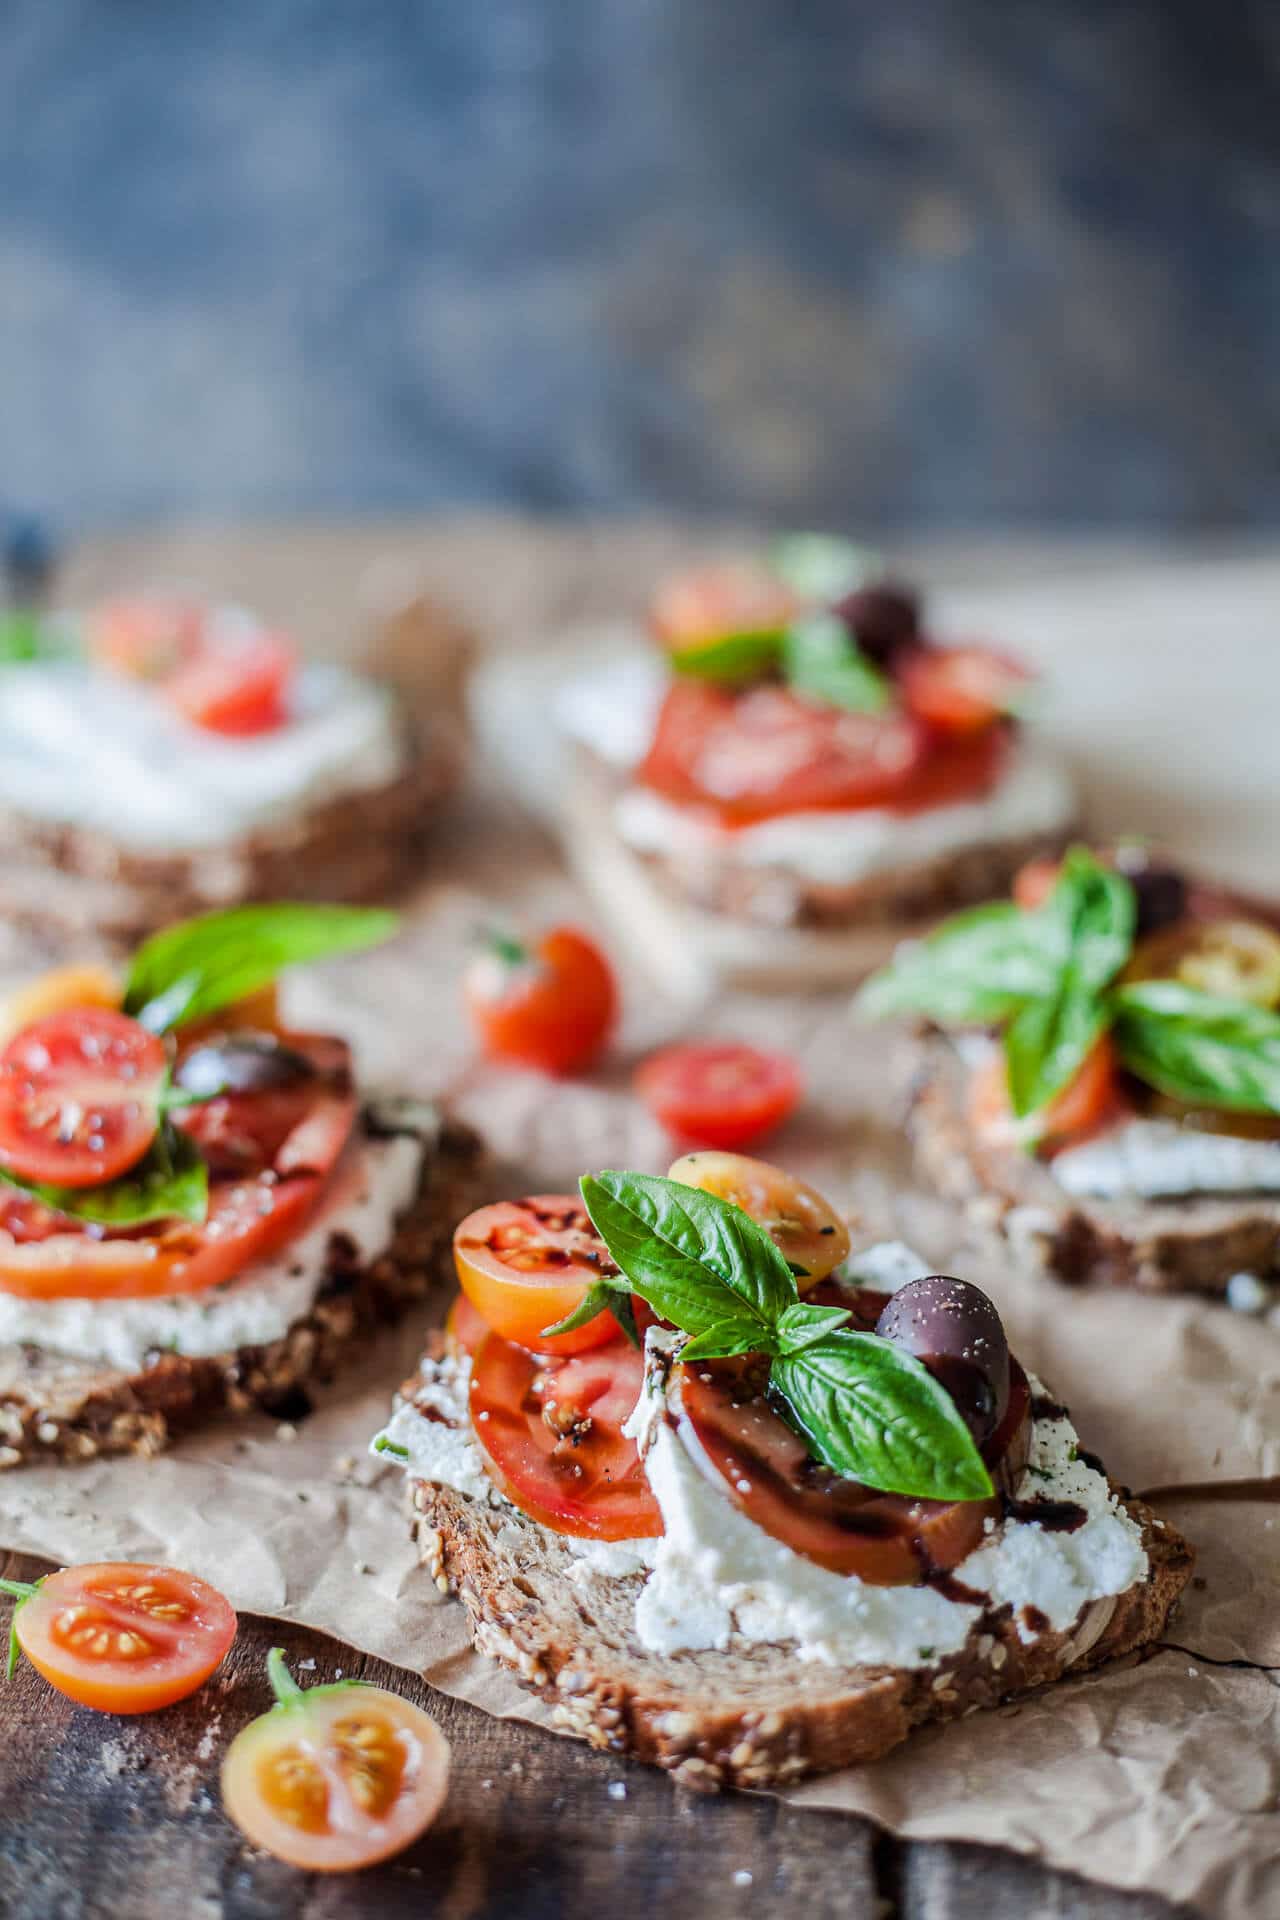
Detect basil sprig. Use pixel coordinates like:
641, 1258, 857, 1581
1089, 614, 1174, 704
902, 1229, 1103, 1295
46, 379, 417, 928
124, 903, 399, 1034
580, 1170, 992, 1502
0, 1121, 207, 1226
1111, 981, 1280, 1112
860, 848, 1136, 1120
782, 612, 890, 714
667, 630, 787, 685
770, 534, 879, 603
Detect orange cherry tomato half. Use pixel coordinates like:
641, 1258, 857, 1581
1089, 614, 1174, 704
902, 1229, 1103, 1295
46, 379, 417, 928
667, 1150, 850, 1282
7, 1562, 236, 1713
168, 634, 295, 736
470, 1331, 662, 1540
453, 1196, 622, 1355
899, 644, 1032, 737
649, 561, 799, 664
90, 597, 205, 680
0, 1008, 166, 1188
968, 1034, 1125, 1153
464, 927, 616, 1075
636, 1043, 802, 1150
221, 1652, 449, 1872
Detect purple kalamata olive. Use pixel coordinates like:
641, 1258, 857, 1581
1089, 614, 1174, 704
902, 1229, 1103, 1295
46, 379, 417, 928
175, 1032, 317, 1100
834, 583, 921, 666
875, 1275, 1010, 1443
1110, 844, 1188, 937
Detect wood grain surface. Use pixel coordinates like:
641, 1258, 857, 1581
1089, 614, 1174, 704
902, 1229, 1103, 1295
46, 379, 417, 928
0, 520, 1223, 1919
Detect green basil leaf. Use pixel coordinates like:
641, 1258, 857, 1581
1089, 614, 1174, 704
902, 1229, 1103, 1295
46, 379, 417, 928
677, 1319, 774, 1365
1003, 847, 1135, 1118
580, 1171, 796, 1351
782, 613, 890, 714
539, 1278, 633, 1343
774, 1300, 853, 1355
1112, 981, 1280, 1112
772, 1331, 993, 1501
769, 534, 879, 603
857, 902, 1062, 1026
124, 903, 399, 1033
0, 611, 42, 662
0, 1123, 208, 1226
667, 630, 784, 685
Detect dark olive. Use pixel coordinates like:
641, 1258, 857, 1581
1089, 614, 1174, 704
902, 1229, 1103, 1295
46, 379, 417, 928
175, 1032, 317, 1099
875, 1275, 1010, 1443
834, 583, 921, 666
1110, 845, 1188, 937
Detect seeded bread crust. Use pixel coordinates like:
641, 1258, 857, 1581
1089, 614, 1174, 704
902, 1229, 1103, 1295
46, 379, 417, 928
0, 716, 458, 949
574, 748, 1076, 933
909, 1032, 1280, 1295
0, 1111, 487, 1469
407, 1471, 1191, 1789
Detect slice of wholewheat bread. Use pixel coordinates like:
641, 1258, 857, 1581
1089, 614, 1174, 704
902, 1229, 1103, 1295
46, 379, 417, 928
909, 1032, 1280, 1296
404, 1428, 1192, 1789
0, 1109, 487, 1468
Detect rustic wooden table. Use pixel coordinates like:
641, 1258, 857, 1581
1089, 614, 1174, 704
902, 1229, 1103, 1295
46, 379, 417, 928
0, 520, 1217, 1919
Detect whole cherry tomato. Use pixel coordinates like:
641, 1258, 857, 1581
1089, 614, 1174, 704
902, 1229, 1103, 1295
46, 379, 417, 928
464, 926, 616, 1074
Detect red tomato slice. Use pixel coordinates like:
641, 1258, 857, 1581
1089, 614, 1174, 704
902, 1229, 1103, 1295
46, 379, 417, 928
680, 1287, 1030, 1582
464, 926, 616, 1075
167, 634, 295, 736
639, 681, 933, 825
0, 1034, 356, 1301
0, 1009, 166, 1188
968, 1035, 1127, 1154
221, 1665, 449, 1871
444, 1291, 490, 1358
469, 1331, 662, 1540
12, 1562, 236, 1713
899, 644, 1032, 737
636, 1044, 802, 1150
453, 1196, 622, 1356
649, 562, 799, 657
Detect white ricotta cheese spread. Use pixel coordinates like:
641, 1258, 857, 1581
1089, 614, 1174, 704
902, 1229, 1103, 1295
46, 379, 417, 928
611, 745, 1075, 888
0, 659, 406, 852
0, 1129, 426, 1370
377, 1243, 1146, 1669
1050, 1118, 1280, 1200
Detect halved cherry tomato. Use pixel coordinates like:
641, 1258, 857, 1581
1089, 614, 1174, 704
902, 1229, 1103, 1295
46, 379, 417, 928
222, 1651, 449, 1871
1122, 918, 1280, 1009
968, 1034, 1126, 1153
0, 965, 121, 1044
640, 681, 930, 825
1012, 854, 1060, 911
89, 598, 204, 679
650, 561, 799, 675
0, 1009, 166, 1188
453, 1196, 622, 1355
637, 1043, 801, 1151
899, 644, 1032, 737
464, 926, 616, 1075
6, 1562, 236, 1713
167, 634, 295, 735
470, 1331, 661, 1539
0, 1035, 356, 1300
667, 1150, 850, 1282
444, 1291, 490, 1357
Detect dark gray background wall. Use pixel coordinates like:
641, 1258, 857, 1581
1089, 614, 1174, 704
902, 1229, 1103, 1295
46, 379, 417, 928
3, 1, 1278, 531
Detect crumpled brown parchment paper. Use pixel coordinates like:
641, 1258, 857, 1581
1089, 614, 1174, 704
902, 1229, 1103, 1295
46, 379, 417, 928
2, 557, 1279, 1918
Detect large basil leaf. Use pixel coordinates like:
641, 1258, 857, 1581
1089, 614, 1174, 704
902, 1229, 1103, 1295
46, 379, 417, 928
1112, 981, 1280, 1112
580, 1171, 796, 1356
124, 903, 399, 1034
772, 1331, 994, 1501
0, 1123, 208, 1226
769, 533, 878, 603
782, 613, 890, 714
667, 630, 784, 685
857, 902, 1062, 1026
1003, 849, 1135, 1117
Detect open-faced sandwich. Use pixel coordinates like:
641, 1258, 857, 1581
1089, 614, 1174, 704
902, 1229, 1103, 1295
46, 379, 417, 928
372, 1152, 1191, 1786
0, 904, 485, 1466
554, 537, 1077, 991
0, 591, 461, 945
862, 842, 1280, 1299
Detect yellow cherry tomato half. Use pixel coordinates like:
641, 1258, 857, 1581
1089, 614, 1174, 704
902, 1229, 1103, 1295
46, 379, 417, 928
666, 1150, 851, 1283
1122, 918, 1280, 1009
0, 965, 121, 1044
221, 1651, 449, 1872
452, 1196, 623, 1354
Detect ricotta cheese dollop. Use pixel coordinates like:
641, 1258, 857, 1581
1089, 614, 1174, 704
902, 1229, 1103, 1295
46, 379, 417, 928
1050, 1118, 1280, 1200
0, 1128, 427, 1371
0, 659, 406, 852
375, 1242, 1147, 1670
